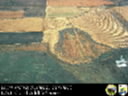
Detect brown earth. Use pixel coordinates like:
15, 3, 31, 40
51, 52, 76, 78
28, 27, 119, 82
53, 28, 111, 64
0, 10, 24, 19
47, 0, 114, 7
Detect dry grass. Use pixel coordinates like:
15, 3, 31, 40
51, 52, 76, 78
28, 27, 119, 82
46, 7, 85, 17
44, 6, 128, 49
0, 43, 47, 52
0, 17, 44, 32
112, 6, 128, 21
70, 7, 128, 48
47, 0, 113, 7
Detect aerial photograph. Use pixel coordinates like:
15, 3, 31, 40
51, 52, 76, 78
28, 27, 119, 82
0, 0, 128, 83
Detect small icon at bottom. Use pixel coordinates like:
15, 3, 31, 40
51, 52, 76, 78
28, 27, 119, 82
118, 84, 128, 96
105, 84, 117, 96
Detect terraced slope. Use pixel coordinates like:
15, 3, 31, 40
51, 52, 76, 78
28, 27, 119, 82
70, 7, 128, 48
0, 0, 128, 83
43, 6, 128, 64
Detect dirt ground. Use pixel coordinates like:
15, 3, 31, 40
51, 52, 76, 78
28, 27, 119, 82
0, 10, 24, 18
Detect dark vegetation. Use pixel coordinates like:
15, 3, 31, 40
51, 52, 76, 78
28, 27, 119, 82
0, 0, 46, 17
59, 48, 128, 83
0, 48, 127, 83
109, 0, 128, 6
0, 32, 43, 44
0, 51, 80, 83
